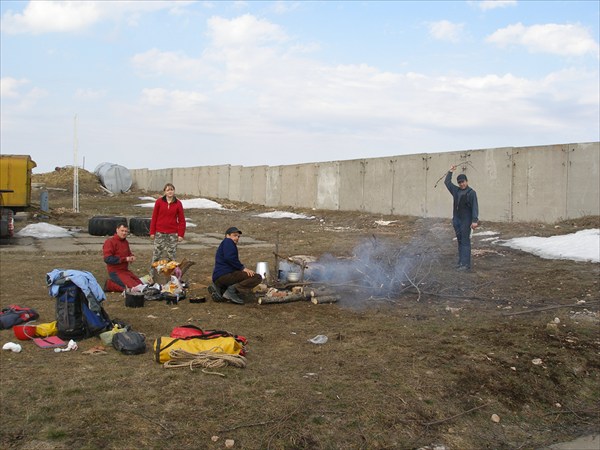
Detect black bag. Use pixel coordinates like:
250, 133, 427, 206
56, 282, 111, 340
0, 305, 39, 330
113, 331, 147, 355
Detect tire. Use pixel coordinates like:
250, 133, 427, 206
88, 216, 127, 236
129, 217, 151, 237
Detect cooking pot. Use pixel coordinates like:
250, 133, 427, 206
256, 262, 270, 281
125, 291, 145, 308
287, 272, 300, 283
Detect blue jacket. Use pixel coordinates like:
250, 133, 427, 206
445, 172, 479, 224
212, 238, 244, 281
46, 269, 106, 312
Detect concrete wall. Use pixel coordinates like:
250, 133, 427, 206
129, 142, 600, 223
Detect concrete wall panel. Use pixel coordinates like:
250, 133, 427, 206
339, 159, 364, 211
266, 167, 282, 207
316, 162, 339, 210
149, 169, 172, 192
174, 167, 199, 196
296, 164, 318, 209
217, 165, 230, 199
392, 154, 428, 217
205, 166, 219, 198
512, 144, 567, 222
566, 142, 600, 217
362, 158, 394, 214
240, 167, 254, 203
251, 166, 268, 205
228, 166, 242, 201
280, 166, 298, 207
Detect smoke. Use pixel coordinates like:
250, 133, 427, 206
304, 234, 443, 301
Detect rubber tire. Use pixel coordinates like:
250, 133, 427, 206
129, 217, 151, 237
88, 216, 128, 236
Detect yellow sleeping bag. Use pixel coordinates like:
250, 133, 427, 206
153, 336, 244, 363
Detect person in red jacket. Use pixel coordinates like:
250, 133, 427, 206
149, 183, 186, 265
103, 224, 142, 292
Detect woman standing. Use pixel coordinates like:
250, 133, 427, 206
149, 183, 186, 264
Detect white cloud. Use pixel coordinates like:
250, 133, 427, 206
124, 13, 598, 142
428, 20, 465, 43
474, 1, 517, 11
1, 77, 28, 98
0, 1, 194, 35
487, 22, 600, 57
1, 1, 103, 34
207, 14, 288, 48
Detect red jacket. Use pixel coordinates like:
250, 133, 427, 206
149, 196, 186, 237
103, 234, 134, 273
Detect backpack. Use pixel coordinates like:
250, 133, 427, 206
56, 282, 111, 340
0, 305, 39, 330
113, 331, 147, 355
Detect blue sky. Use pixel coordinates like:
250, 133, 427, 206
1, 1, 598, 174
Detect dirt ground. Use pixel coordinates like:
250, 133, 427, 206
0, 168, 599, 450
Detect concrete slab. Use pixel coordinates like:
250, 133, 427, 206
0, 232, 272, 254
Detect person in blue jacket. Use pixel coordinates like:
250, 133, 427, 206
445, 165, 479, 271
209, 227, 262, 304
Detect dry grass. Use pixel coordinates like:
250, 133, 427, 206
0, 172, 598, 449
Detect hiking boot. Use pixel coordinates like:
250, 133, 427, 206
208, 283, 227, 303
223, 286, 244, 305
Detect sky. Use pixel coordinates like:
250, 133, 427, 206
16, 196, 600, 263
1, 1, 599, 174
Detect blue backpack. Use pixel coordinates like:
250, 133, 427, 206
56, 282, 111, 340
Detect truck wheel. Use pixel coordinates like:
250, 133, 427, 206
88, 216, 127, 236
129, 217, 151, 236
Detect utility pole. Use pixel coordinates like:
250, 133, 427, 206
73, 114, 80, 213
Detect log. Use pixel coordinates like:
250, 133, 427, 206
258, 293, 309, 305
311, 295, 340, 305
310, 289, 337, 298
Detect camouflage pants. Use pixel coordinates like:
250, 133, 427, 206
152, 232, 178, 263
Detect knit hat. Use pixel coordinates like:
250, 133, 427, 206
456, 174, 467, 182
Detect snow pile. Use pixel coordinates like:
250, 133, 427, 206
501, 229, 599, 263
16, 223, 75, 239
136, 198, 224, 210
254, 211, 315, 220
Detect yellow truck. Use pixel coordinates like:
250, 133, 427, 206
0, 155, 37, 238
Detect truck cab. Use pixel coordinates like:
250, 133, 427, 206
0, 155, 37, 239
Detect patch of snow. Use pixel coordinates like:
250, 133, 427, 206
375, 220, 396, 226
501, 229, 599, 263
16, 223, 74, 239
136, 198, 225, 210
254, 211, 315, 220
473, 230, 499, 236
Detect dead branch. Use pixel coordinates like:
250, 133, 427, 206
502, 301, 599, 316
219, 419, 279, 432
423, 402, 493, 427
433, 160, 476, 188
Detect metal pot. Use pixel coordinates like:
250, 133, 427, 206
256, 262, 270, 281
287, 272, 300, 283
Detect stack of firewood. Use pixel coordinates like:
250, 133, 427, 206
257, 285, 340, 305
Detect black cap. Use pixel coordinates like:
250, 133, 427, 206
225, 226, 242, 235
456, 174, 467, 182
